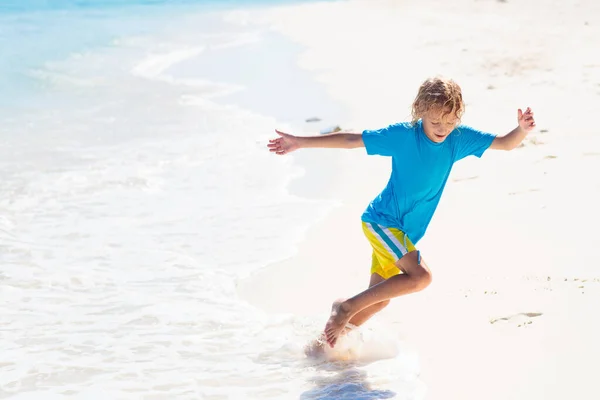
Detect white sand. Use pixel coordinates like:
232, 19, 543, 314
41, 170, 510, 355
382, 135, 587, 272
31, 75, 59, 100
238, 0, 600, 398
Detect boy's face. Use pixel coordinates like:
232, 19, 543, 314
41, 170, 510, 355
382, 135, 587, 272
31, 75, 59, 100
421, 108, 459, 143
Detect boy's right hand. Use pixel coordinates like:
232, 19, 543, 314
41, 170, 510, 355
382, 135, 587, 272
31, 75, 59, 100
267, 129, 300, 155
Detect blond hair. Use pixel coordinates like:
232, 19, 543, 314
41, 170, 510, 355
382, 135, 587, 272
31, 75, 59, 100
410, 76, 465, 125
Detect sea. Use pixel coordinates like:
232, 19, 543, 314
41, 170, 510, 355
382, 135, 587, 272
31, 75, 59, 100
0, 1, 425, 398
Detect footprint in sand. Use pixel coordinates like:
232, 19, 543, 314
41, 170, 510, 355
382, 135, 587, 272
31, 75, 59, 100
508, 188, 541, 196
489, 312, 543, 328
452, 175, 478, 183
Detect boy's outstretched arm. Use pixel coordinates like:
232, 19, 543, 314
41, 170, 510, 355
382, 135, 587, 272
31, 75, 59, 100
490, 107, 536, 151
267, 129, 364, 155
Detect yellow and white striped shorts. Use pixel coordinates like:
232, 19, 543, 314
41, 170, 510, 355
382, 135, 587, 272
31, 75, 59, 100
362, 221, 417, 279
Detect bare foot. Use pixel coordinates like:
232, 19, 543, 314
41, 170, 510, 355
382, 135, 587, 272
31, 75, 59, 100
305, 323, 358, 358
324, 299, 353, 348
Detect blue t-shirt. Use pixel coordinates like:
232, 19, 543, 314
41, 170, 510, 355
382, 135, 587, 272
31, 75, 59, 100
361, 120, 496, 244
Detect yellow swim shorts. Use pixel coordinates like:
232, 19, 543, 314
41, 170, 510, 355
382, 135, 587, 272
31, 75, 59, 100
362, 221, 417, 279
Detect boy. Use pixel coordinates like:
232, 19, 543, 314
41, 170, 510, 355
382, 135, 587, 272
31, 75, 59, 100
267, 76, 536, 348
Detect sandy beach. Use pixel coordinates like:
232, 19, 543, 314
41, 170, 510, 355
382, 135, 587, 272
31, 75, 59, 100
238, 0, 600, 398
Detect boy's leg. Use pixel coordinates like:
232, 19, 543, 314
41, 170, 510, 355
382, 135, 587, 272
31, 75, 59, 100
346, 272, 389, 327
324, 250, 431, 347
304, 273, 389, 358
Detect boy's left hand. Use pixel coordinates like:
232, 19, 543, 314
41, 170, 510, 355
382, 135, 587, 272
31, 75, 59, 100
518, 107, 536, 132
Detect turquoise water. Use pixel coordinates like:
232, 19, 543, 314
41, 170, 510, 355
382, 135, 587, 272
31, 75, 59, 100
0, 3, 163, 106
0, 0, 315, 12
0, 0, 335, 107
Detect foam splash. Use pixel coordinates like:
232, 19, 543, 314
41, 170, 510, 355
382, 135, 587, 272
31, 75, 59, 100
297, 322, 425, 400
305, 323, 407, 364
332, 327, 401, 362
